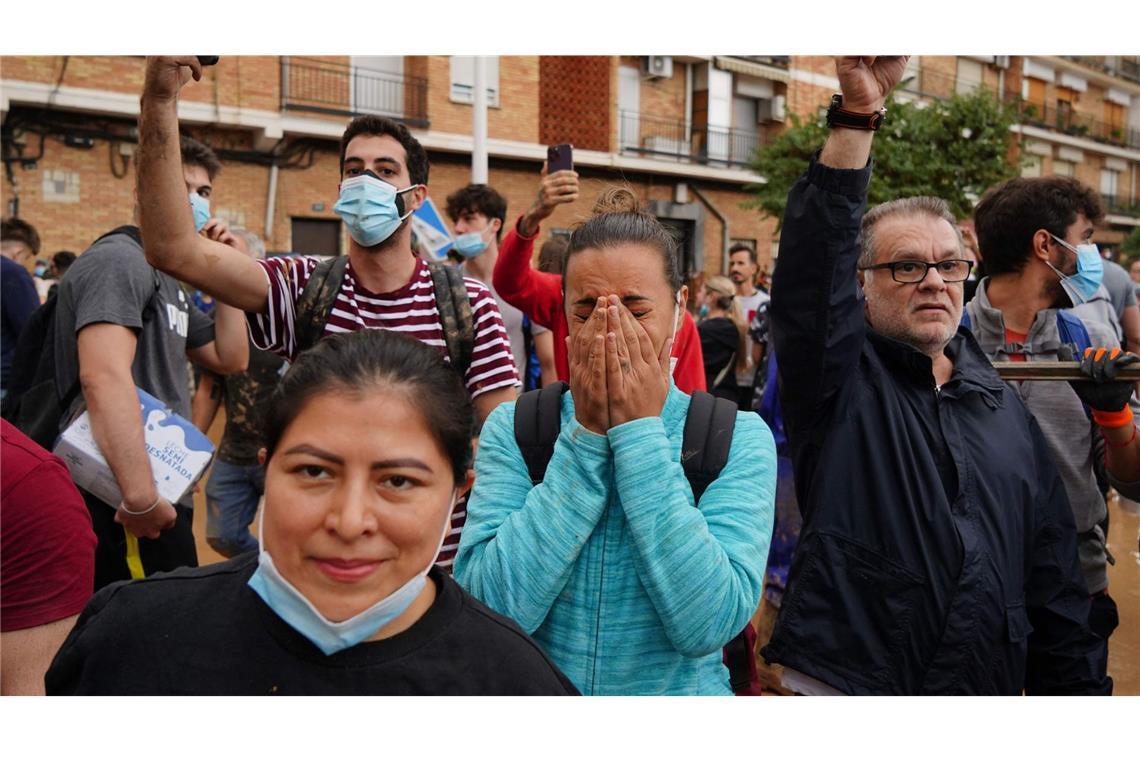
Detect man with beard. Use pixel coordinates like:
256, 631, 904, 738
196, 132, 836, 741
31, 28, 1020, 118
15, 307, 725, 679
134, 57, 518, 569
964, 176, 1140, 689
728, 243, 766, 409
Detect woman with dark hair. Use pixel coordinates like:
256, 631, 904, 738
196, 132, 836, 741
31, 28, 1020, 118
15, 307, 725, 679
696, 275, 749, 403
45, 330, 576, 695
456, 188, 776, 695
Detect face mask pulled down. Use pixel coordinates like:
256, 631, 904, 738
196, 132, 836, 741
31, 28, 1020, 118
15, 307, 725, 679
1046, 235, 1103, 307
247, 490, 457, 655
334, 171, 420, 248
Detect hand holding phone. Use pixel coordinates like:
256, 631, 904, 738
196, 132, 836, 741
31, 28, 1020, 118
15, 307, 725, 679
547, 143, 573, 173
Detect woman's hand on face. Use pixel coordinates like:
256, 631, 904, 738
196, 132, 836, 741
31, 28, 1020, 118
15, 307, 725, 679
605, 295, 672, 428
568, 297, 611, 435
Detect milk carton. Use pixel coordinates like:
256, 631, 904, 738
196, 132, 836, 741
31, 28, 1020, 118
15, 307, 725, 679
54, 388, 214, 508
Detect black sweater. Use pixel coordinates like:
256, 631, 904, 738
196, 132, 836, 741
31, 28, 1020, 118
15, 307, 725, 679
46, 554, 578, 696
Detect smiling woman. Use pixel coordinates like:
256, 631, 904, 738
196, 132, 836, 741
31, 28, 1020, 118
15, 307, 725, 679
44, 330, 577, 696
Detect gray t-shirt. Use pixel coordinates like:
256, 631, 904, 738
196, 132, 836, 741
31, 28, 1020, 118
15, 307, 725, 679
54, 227, 214, 426
1100, 258, 1136, 319
461, 267, 532, 385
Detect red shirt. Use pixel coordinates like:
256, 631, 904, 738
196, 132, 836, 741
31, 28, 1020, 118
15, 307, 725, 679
493, 218, 707, 393
1, 420, 97, 631
1005, 328, 1029, 362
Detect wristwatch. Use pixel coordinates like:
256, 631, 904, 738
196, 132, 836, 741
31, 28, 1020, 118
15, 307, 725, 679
826, 94, 887, 131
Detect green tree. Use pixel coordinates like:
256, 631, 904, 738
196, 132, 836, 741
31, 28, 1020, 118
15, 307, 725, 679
746, 88, 1024, 227
1121, 226, 1140, 262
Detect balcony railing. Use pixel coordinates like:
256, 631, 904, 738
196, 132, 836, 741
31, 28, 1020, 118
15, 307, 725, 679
280, 57, 428, 128
617, 111, 761, 168
1005, 93, 1140, 150
897, 66, 1140, 150
1102, 194, 1140, 218
1063, 56, 1140, 85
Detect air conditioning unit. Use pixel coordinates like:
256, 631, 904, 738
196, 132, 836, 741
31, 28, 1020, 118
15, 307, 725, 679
757, 95, 786, 123
642, 56, 674, 79
993, 55, 1011, 69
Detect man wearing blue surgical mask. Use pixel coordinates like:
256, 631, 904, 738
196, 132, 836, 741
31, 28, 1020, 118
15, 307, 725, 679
965, 175, 1140, 690
136, 56, 520, 569
445, 184, 549, 386
46, 133, 249, 590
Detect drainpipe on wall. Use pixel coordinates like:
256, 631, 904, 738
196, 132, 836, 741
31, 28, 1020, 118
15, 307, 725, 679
688, 184, 729, 274
265, 162, 279, 248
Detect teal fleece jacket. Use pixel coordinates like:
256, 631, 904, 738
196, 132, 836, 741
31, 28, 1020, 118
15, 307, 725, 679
454, 385, 776, 695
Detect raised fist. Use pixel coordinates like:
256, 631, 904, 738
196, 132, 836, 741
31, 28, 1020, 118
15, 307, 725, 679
834, 56, 910, 112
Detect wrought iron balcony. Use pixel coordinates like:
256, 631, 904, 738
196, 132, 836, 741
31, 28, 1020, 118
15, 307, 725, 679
617, 111, 762, 168
1102, 194, 1140, 218
1004, 93, 1140, 150
1063, 56, 1140, 85
280, 57, 428, 128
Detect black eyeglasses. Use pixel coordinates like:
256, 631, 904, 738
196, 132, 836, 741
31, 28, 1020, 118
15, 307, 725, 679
859, 259, 972, 284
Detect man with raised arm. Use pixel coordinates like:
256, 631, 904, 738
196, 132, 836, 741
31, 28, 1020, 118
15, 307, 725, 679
760, 56, 1112, 695
137, 57, 518, 568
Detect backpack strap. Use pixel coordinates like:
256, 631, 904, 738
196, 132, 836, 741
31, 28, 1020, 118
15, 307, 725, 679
427, 261, 475, 378
513, 381, 570, 485
511, 383, 753, 693
294, 256, 348, 355
681, 389, 738, 504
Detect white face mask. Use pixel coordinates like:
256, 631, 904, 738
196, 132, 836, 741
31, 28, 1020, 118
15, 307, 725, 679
247, 490, 457, 655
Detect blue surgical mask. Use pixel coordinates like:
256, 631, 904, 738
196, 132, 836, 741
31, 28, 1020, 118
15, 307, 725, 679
697, 303, 710, 320
34, 265, 47, 277
1046, 235, 1103, 306
247, 490, 456, 656
334, 172, 420, 248
453, 225, 493, 258
189, 192, 210, 233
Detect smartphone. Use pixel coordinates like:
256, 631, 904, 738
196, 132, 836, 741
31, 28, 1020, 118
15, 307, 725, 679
547, 143, 573, 173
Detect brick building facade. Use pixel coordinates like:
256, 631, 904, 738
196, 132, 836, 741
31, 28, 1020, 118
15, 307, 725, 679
3, 54, 1139, 277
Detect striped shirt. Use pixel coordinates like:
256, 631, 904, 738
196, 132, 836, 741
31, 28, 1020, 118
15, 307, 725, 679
247, 254, 519, 568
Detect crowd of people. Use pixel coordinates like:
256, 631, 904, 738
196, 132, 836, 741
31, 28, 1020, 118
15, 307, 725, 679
0, 54, 1132, 696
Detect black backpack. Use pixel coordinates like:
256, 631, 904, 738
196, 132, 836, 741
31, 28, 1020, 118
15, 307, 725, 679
513, 381, 760, 695
1, 226, 159, 449
293, 255, 475, 375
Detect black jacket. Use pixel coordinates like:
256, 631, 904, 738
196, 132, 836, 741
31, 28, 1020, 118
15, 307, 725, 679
761, 155, 1110, 695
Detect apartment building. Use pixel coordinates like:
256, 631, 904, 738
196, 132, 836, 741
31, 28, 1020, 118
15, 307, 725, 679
0, 55, 787, 279
3, 54, 1138, 278
898, 55, 1140, 247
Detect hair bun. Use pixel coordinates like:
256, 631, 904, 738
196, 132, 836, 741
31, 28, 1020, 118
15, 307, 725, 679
591, 186, 641, 216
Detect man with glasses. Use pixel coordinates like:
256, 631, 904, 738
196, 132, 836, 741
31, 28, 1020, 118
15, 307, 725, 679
965, 176, 1140, 690
760, 56, 1111, 695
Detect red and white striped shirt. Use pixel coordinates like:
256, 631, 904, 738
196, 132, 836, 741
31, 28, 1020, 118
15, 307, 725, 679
247, 255, 519, 571
248, 255, 519, 398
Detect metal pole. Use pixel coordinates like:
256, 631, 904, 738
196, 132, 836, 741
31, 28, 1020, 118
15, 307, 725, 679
472, 57, 488, 184
994, 363, 1140, 381
264, 162, 279, 247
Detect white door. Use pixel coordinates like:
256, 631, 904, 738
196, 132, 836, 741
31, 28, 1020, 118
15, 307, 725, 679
351, 56, 405, 118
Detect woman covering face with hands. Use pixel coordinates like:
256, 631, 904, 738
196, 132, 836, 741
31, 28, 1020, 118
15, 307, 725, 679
455, 188, 777, 695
